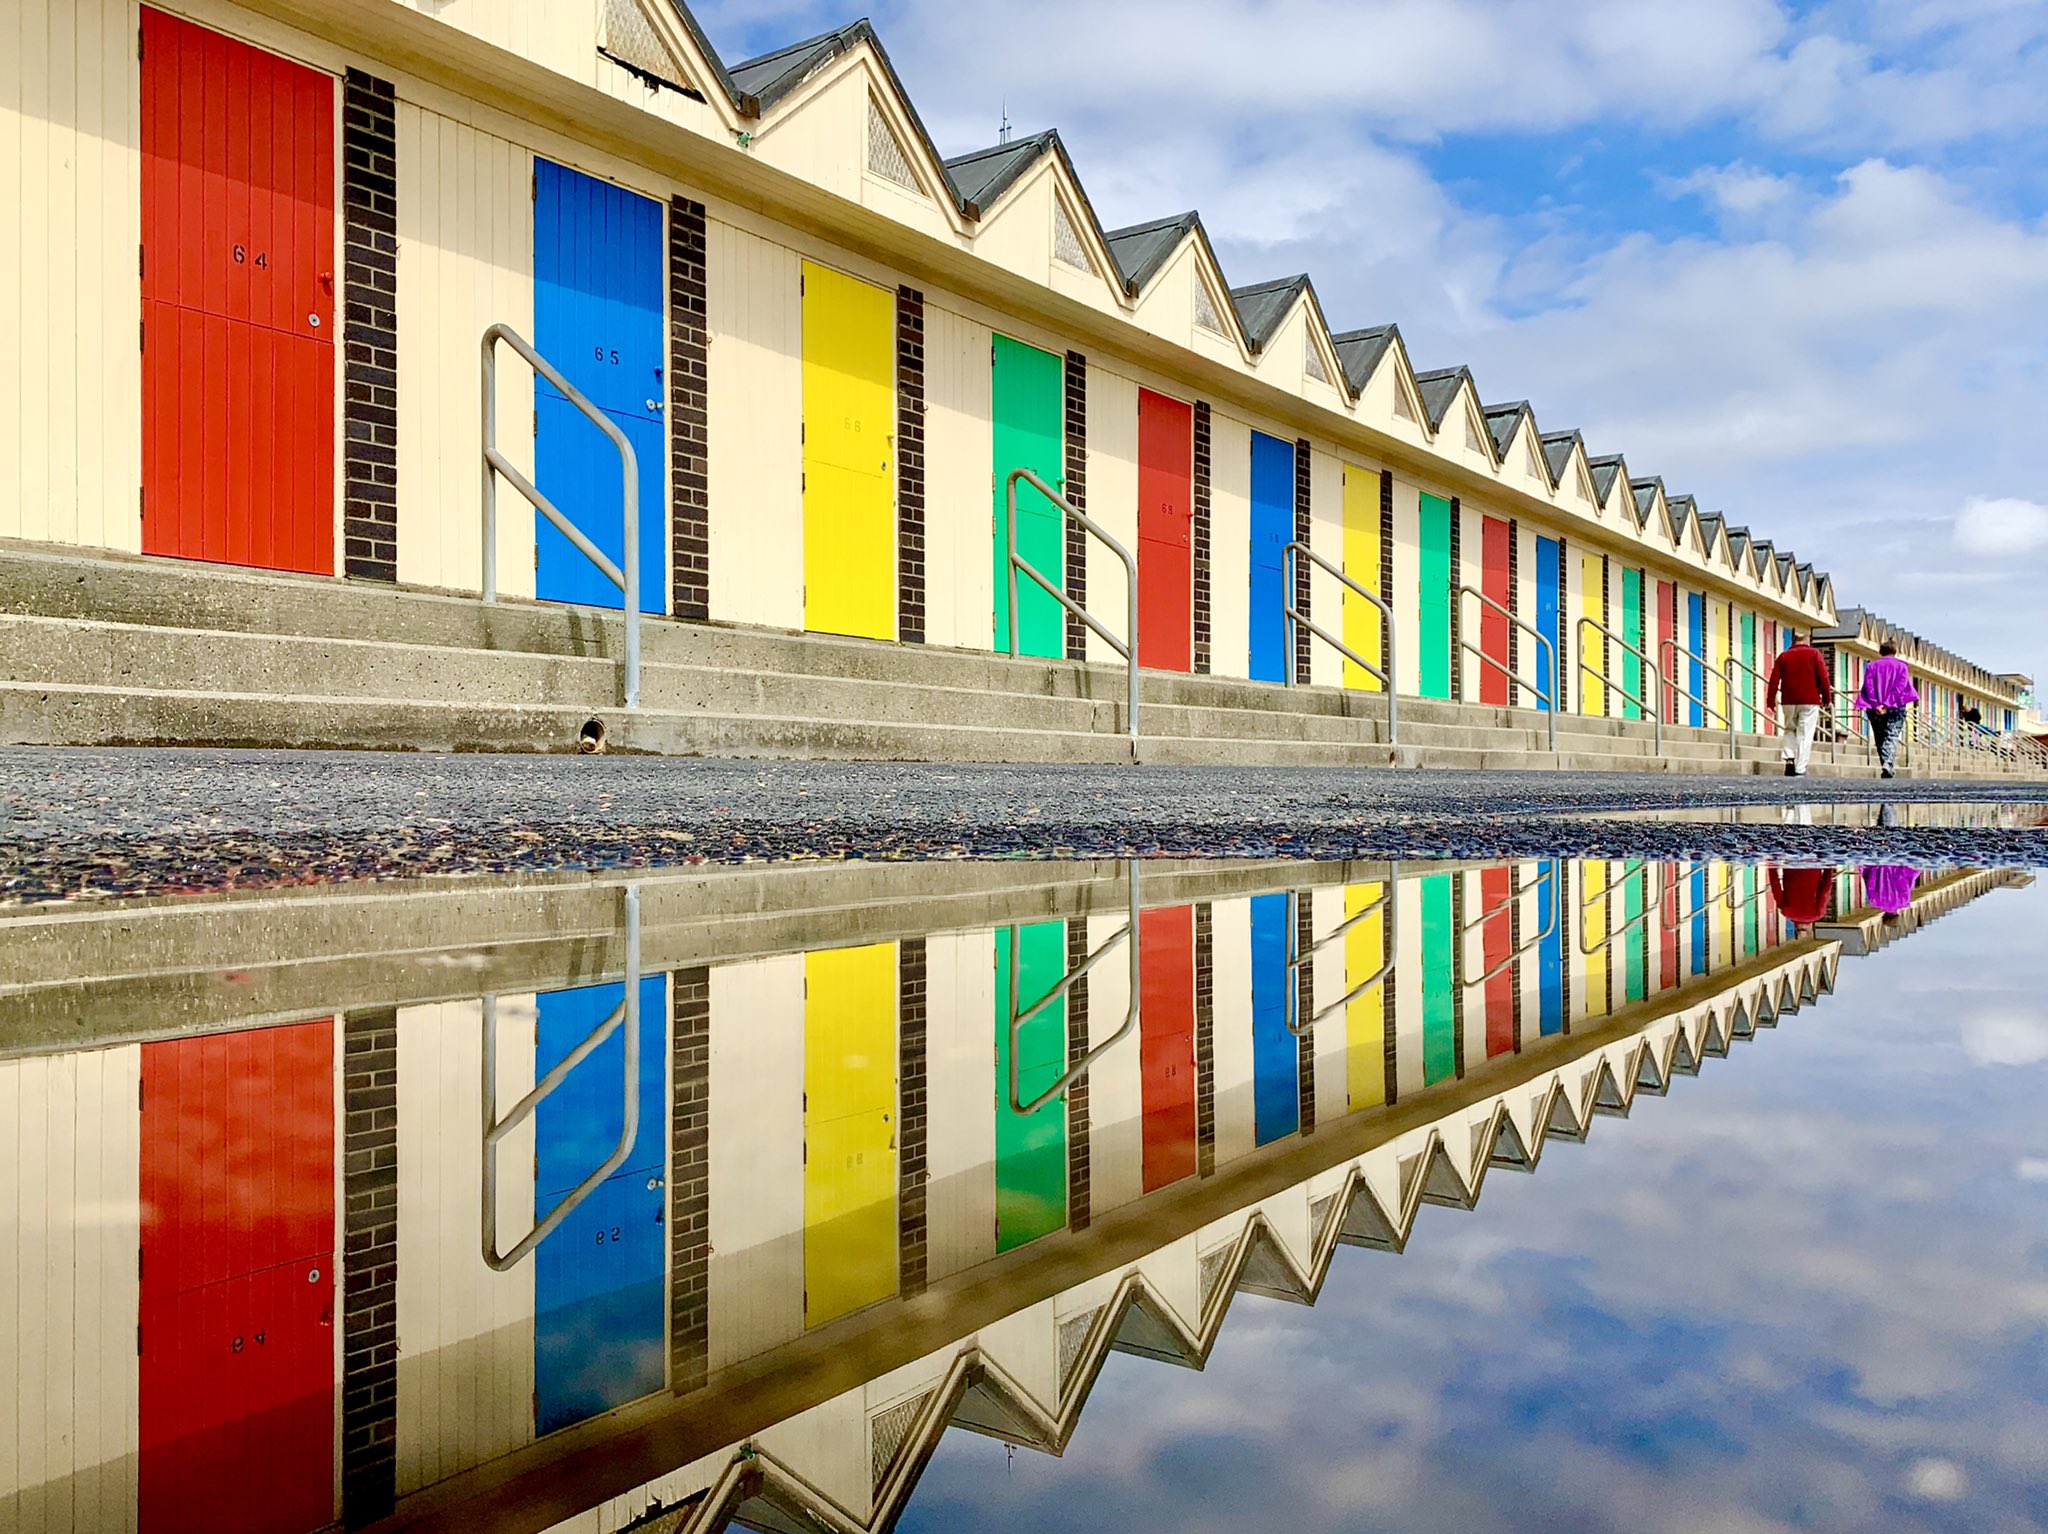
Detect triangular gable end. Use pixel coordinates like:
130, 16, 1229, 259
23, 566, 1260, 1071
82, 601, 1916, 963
1051, 192, 1096, 276
865, 94, 925, 197
600, 0, 712, 101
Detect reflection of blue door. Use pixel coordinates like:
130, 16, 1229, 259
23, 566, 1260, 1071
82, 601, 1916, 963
1537, 860, 1563, 1036
534, 160, 666, 613
1250, 893, 1298, 1144
534, 974, 668, 1435
1689, 867, 1709, 974
1535, 538, 1561, 711
1248, 434, 1294, 683
1686, 593, 1707, 727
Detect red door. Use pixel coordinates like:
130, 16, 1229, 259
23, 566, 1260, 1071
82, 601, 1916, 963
1136, 390, 1194, 671
140, 1021, 336, 1534
1660, 865, 1681, 989
1139, 905, 1196, 1191
1480, 868, 1514, 1056
1657, 580, 1677, 724
142, 8, 336, 574
1479, 518, 1511, 705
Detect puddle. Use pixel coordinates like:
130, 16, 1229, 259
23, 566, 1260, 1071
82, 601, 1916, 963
2, 854, 2044, 1533
1592, 800, 2048, 828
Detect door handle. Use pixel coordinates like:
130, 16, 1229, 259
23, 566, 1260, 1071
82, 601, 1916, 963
645, 398, 663, 413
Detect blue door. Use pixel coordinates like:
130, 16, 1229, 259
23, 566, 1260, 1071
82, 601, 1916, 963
1537, 860, 1563, 1036
534, 160, 666, 613
1686, 593, 1707, 727
534, 974, 669, 1435
1534, 537, 1561, 711
1248, 433, 1294, 683
1250, 893, 1298, 1144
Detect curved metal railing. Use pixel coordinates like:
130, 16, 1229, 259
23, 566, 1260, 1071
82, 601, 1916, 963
1005, 468, 1139, 751
1283, 541, 1399, 747
1574, 617, 1663, 753
1452, 584, 1558, 752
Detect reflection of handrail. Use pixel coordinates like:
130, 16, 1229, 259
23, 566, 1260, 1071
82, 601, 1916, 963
1580, 861, 1665, 956
1451, 584, 1557, 752
1660, 863, 1767, 928
1283, 541, 1399, 747
1008, 863, 1141, 1115
1458, 864, 1558, 989
1284, 866, 1400, 1037
482, 322, 641, 709
1005, 467, 1140, 750
1574, 617, 1662, 751
482, 884, 642, 1272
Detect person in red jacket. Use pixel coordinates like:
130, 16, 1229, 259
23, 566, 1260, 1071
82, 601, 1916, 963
1767, 629, 1835, 777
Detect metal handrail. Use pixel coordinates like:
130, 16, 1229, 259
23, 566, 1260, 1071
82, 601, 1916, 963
1580, 860, 1665, 957
482, 323, 641, 709
1574, 617, 1662, 751
1009, 863, 1141, 1115
1283, 541, 1399, 747
1457, 864, 1558, 989
482, 884, 642, 1272
1283, 866, 1400, 1037
1656, 638, 1734, 741
1006, 468, 1139, 750
1451, 584, 1557, 751
1720, 654, 1783, 740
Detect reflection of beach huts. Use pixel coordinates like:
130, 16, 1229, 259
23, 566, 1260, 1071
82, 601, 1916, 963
0, 861, 2026, 1533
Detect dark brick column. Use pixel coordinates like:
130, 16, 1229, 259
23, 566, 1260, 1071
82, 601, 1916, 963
670, 967, 710, 1393
1448, 497, 1464, 700
1450, 878, 1467, 1079
1507, 518, 1521, 684
667, 197, 710, 620
1510, 870, 1525, 1052
341, 71, 398, 583
1378, 471, 1396, 686
897, 940, 929, 1297
1293, 439, 1312, 683
1381, 883, 1401, 1106
1064, 919, 1091, 1229
1556, 536, 1570, 714
1193, 403, 1213, 674
1295, 890, 1315, 1132
1600, 554, 1613, 710
1195, 903, 1216, 1176
1063, 352, 1089, 661
340, 1006, 399, 1523
1558, 861, 1574, 1033
895, 288, 927, 643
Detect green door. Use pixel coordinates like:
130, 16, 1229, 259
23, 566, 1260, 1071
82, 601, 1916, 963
1623, 863, 1646, 1002
992, 336, 1067, 658
1741, 613, 1758, 730
1621, 569, 1644, 720
1417, 494, 1452, 699
995, 920, 1068, 1250
1421, 873, 1455, 1085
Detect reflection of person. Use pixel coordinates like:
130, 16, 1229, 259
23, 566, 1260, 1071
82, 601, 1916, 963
1861, 864, 1919, 915
1767, 630, 1834, 777
1767, 865, 1835, 928
1855, 640, 1919, 780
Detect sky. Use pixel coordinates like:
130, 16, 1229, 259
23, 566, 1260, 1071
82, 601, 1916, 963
692, 0, 2048, 694
896, 873, 2048, 1533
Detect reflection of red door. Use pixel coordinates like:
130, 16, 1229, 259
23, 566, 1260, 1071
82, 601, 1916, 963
1480, 868, 1514, 1056
1139, 905, 1196, 1191
1479, 518, 1511, 705
141, 7, 336, 574
1136, 390, 1193, 671
140, 1022, 336, 1534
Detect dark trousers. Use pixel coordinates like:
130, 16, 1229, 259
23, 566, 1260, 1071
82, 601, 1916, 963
1868, 708, 1904, 770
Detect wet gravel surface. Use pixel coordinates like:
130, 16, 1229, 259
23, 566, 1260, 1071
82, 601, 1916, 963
4, 746, 2047, 905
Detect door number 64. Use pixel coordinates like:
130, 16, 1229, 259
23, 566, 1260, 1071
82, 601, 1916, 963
232, 245, 269, 269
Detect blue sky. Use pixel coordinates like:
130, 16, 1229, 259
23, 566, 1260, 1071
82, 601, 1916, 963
693, 0, 2048, 692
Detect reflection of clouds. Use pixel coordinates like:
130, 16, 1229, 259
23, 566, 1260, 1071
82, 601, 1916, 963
1958, 1009, 2048, 1066
899, 883, 2048, 1534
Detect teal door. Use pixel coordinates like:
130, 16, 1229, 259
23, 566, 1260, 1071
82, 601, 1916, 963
992, 336, 1066, 657
995, 921, 1068, 1250
1418, 494, 1452, 699
1620, 569, 1644, 720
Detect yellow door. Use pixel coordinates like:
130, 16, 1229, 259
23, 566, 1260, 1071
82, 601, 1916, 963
1580, 861, 1609, 1017
1709, 601, 1729, 722
804, 942, 897, 1326
1345, 881, 1387, 1108
802, 262, 896, 641
1342, 470, 1382, 690
1579, 554, 1606, 717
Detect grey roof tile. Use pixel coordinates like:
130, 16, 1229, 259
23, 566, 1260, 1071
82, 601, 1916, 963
1332, 324, 1400, 394
1541, 430, 1584, 483
1102, 212, 1199, 292
1413, 367, 1474, 433
1482, 401, 1532, 461
1229, 275, 1311, 352
1587, 454, 1625, 502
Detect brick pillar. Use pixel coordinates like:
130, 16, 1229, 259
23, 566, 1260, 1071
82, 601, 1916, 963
897, 940, 929, 1296
340, 1006, 399, 1523
1509, 871, 1525, 1052
1450, 877, 1467, 1079
1063, 352, 1089, 661
1193, 403, 1213, 674
1295, 890, 1315, 1132
1379, 471, 1396, 689
1507, 518, 1520, 683
1558, 863, 1573, 1032
670, 967, 710, 1393
1065, 919, 1091, 1229
1195, 903, 1215, 1177
1556, 536, 1570, 714
667, 197, 710, 619
341, 71, 398, 583
895, 288, 927, 643
1448, 498, 1464, 700
1293, 439, 1312, 683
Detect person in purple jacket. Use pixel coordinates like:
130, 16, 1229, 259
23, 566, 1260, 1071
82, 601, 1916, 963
1855, 639, 1920, 778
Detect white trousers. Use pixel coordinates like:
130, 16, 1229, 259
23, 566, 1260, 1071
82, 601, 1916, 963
1780, 703, 1821, 773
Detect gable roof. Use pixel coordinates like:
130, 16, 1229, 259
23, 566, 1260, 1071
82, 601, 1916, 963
1587, 454, 1625, 503
1541, 429, 1586, 485
1630, 478, 1662, 529
1332, 324, 1400, 394
942, 132, 1053, 213
1482, 401, 1537, 465
1102, 211, 1200, 292
1413, 366, 1476, 433
1229, 274, 1313, 353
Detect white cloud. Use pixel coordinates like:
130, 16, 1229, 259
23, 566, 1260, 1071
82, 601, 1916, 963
1905, 1457, 1969, 1500
1953, 497, 2048, 558
1668, 161, 1802, 217
2017, 1157, 2048, 1182
1958, 1009, 2048, 1066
